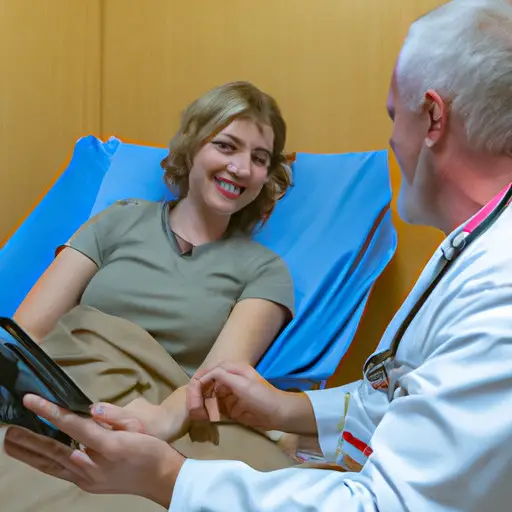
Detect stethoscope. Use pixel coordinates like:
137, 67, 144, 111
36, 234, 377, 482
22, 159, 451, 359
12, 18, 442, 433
363, 184, 512, 393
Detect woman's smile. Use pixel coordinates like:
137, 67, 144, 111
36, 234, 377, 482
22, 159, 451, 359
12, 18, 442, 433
214, 176, 245, 199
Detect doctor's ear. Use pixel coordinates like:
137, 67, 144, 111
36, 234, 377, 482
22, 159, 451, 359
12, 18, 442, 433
424, 89, 448, 148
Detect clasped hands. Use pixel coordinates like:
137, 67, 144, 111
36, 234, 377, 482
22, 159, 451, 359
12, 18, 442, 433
3, 362, 304, 508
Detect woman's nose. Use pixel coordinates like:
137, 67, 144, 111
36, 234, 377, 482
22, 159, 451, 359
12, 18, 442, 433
228, 153, 251, 178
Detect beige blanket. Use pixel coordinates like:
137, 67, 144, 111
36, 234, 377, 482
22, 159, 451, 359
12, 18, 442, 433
0, 306, 296, 511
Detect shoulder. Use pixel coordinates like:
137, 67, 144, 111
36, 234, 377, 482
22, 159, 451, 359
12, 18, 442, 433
96, 198, 161, 219
230, 237, 291, 273
232, 238, 295, 314
421, 210, 512, 356
84, 199, 161, 232
447, 206, 512, 295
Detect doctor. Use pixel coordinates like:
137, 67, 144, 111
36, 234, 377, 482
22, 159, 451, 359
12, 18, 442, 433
4, 0, 512, 510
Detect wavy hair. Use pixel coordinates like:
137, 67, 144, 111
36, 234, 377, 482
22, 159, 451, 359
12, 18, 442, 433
161, 81, 292, 235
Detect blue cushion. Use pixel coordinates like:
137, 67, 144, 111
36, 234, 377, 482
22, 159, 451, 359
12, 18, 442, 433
0, 135, 120, 317
85, 141, 397, 386
254, 151, 396, 385
90, 142, 170, 216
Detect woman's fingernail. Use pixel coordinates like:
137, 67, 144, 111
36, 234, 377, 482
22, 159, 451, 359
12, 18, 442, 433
92, 406, 104, 415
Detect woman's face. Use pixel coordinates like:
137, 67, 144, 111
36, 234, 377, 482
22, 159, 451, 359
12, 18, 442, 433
187, 118, 274, 217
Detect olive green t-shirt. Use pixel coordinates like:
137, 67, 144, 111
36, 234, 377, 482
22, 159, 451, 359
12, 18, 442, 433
63, 199, 294, 376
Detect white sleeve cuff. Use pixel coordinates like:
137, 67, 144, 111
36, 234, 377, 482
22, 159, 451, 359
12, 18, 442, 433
305, 381, 361, 462
169, 459, 196, 512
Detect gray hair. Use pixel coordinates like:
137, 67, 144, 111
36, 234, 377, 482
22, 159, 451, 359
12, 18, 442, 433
397, 0, 512, 156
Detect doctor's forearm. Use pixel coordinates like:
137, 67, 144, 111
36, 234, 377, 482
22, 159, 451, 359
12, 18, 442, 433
170, 459, 378, 512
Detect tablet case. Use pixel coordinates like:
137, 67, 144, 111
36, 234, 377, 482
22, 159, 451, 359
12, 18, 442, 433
0, 317, 92, 446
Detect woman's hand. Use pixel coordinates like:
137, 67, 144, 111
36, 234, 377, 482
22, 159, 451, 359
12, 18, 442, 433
187, 361, 317, 435
90, 387, 191, 443
4, 395, 185, 508
90, 387, 218, 444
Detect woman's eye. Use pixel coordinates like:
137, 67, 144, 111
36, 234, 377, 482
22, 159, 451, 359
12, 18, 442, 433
213, 141, 234, 151
253, 155, 269, 167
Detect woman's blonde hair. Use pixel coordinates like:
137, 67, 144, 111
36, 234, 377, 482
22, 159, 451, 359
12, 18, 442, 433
161, 81, 292, 235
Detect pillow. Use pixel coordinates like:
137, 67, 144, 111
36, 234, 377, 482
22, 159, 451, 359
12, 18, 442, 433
89, 141, 172, 216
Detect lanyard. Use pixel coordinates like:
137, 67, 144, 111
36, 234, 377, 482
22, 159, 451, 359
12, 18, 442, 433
364, 184, 512, 390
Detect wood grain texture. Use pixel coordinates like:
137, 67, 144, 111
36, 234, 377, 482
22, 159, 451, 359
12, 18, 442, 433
0, 0, 101, 241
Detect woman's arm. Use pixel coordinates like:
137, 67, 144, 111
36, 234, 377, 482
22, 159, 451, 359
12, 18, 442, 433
94, 251, 292, 442
156, 244, 293, 436
198, 298, 289, 372
196, 248, 294, 373
90, 298, 290, 443
14, 247, 98, 341
154, 298, 289, 440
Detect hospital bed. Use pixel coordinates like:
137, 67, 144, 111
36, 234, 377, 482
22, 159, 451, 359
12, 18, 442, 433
0, 135, 397, 390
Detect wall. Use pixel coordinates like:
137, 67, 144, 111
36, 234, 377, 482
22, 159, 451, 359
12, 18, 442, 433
1, 0, 446, 384
0, 0, 101, 242
101, 0, 445, 384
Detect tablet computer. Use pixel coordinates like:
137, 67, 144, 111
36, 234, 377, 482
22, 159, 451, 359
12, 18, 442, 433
0, 317, 92, 446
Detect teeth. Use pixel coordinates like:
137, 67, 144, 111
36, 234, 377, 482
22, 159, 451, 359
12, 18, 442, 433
217, 179, 240, 195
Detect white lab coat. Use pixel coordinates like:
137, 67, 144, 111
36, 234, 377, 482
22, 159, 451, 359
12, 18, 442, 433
170, 204, 512, 512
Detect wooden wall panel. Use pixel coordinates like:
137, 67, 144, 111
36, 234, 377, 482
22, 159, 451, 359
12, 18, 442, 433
0, 0, 101, 241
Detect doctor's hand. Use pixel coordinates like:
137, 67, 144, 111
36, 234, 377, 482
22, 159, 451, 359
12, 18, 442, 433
4, 394, 185, 509
187, 361, 317, 435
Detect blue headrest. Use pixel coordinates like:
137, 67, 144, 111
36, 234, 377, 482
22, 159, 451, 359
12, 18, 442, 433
87, 140, 397, 383
90, 141, 170, 216
254, 152, 396, 382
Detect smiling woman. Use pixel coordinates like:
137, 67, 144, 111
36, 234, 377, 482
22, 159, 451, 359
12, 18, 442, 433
162, 81, 291, 237
168, 117, 276, 243
11, 82, 296, 460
